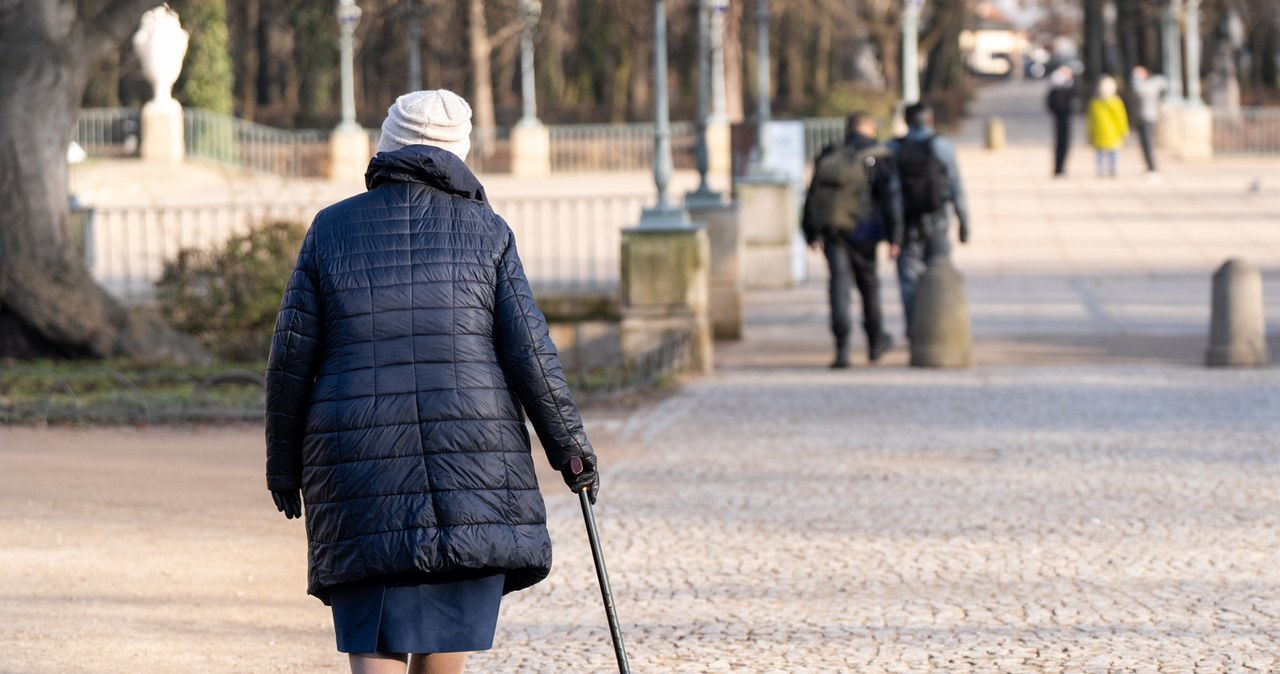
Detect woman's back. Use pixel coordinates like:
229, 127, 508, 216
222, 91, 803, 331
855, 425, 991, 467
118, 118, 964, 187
267, 144, 592, 602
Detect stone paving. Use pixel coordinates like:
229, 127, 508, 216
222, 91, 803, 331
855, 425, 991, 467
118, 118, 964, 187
475, 364, 1280, 673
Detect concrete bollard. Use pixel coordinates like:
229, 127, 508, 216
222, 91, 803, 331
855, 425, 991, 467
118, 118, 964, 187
910, 259, 972, 368
984, 116, 1006, 151
1206, 258, 1269, 367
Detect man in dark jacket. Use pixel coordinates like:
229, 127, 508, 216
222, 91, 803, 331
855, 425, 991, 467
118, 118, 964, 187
801, 111, 902, 368
1046, 65, 1076, 177
265, 89, 598, 672
888, 102, 971, 339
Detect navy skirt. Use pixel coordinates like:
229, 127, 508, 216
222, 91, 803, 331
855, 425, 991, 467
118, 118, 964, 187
330, 572, 505, 655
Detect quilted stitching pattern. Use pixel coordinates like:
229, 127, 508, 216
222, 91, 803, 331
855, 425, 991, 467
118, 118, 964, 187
265, 146, 594, 601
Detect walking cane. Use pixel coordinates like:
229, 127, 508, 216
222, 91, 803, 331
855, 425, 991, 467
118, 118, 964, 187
571, 457, 631, 674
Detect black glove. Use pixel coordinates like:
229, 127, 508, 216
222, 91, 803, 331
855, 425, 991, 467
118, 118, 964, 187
562, 455, 600, 505
958, 222, 970, 244
272, 489, 302, 519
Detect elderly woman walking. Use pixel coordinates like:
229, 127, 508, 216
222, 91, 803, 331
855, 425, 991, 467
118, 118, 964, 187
265, 89, 599, 674
1086, 75, 1130, 178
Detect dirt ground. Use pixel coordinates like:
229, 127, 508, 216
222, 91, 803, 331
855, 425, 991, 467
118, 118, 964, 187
0, 419, 630, 674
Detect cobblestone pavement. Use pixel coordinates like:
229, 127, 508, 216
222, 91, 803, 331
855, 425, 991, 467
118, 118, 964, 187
474, 364, 1280, 673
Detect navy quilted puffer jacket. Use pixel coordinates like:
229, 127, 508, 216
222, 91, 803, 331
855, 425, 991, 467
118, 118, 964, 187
264, 145, 594, 602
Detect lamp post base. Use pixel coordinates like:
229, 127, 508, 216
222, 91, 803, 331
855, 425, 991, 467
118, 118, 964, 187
328, 126, 371, 184
510, 122, 551, 176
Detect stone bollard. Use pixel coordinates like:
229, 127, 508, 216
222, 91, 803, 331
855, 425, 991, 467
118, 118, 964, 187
1206, 258, 1269, 367
909, 259, 972, 368
984, 116, 1006, 151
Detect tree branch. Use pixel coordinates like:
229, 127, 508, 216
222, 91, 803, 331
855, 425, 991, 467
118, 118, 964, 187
81, 0, 165, 63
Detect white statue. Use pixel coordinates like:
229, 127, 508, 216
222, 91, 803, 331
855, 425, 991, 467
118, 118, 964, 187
132, 6, 189, 108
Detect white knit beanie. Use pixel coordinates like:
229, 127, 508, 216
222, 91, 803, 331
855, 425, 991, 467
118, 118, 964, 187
377, 89, 473, 159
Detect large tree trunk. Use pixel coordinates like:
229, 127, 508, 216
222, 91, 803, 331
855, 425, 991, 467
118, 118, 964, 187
0, 0, 207, 363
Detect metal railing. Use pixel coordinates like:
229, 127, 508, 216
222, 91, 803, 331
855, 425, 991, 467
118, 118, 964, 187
803, 117, 846, 162
85, 202, 323, 303
567, 329, 694, 405
547, 121, 697, 172
78, 107, 848, 173
75, 108, 141, 158
83, 193, 650, 304
184, 109, 330, 176
1212, 107, 1280, 155
492, 193, 650, 293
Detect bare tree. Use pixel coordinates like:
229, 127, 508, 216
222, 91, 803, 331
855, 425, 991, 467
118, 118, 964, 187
0, 0, 207, 361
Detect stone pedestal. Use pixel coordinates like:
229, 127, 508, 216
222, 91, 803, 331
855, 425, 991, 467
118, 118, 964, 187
1177, 105, 1214, 161
1157, 102, 1183, 151
1206, 258, 1269, 367
510, 123, 552, 176
620, 224, 713, 373
734, 176, 797, 290
329, 126, 371, 183
140, 100, 185, 164
686, 196, 742, 340
909, 259, 972, 368
984, 116, 1006, 151
706, 121, 732, 181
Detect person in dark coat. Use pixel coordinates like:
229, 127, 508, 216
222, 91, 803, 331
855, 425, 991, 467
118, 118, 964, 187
265, 89, 599, 674
801, 111, 902, 368
1046, 65, 1076, 177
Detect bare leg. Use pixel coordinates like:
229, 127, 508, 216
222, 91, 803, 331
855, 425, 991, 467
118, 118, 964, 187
407, 652, 468, 674
350, 653, 408, 674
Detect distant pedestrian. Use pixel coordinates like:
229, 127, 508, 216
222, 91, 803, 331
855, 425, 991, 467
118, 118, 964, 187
889, 102, 971, 339
1130, 66, 1167, 175
802, 112, 903, 368
1086, 75, 1129, 178
1046, 65, 1076, 177
265, 89, 600, 674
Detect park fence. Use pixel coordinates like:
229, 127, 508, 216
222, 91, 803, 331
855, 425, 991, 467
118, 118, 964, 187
184, 109, 329, 176
82, 193, 651, 304
1212, 107, 1280, 155
75, 108, 142, 158
76, 107, 844, 175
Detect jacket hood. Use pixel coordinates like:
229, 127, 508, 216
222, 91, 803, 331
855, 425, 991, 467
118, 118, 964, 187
364, 144, 489, 206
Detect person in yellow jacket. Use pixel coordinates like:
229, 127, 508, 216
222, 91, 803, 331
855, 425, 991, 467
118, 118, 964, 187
1086, 75, 1129, 177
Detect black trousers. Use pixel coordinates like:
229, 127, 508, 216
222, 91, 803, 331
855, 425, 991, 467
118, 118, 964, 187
1135, 120, 1157, 172
1053, 114, 1071, 175
823, 231, 884, 358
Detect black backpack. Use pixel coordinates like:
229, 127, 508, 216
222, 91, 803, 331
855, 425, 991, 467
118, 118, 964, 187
897, 137, 948, 216
808, 144, 886, 232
